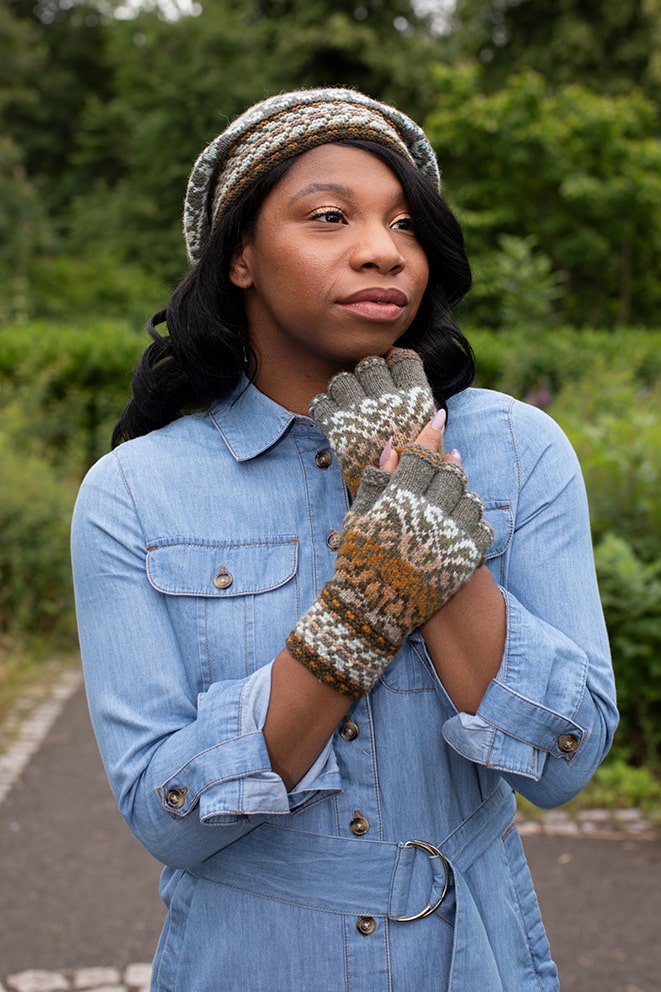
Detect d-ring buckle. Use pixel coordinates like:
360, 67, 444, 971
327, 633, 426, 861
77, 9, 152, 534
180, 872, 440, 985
392, 839, 450, 923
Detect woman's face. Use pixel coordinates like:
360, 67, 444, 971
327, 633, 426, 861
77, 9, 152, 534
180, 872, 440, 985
230, 144, 429, 402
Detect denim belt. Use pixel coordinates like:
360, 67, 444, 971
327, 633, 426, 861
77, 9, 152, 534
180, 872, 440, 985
192, 780, 515, 991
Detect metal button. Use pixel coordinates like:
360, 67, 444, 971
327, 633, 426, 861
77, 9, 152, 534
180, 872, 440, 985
165, 787, 187, 809
557, 733, 580, 754
356, 916, 377, 936
350, 810, 370, 836
213, 567, 233, 590
340, 717, 359, 742
315, 449, 333, 469
327, 530, 341, 551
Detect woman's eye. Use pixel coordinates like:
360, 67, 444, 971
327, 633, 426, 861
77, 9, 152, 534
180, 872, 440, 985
391, 216, 415, 232
310, 208, 346, 224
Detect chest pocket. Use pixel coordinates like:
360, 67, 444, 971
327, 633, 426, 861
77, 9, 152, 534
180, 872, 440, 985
146, 537, 299, 685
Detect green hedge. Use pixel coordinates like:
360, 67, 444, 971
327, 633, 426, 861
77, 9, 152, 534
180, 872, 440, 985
1, 321, 660, 768
0, 320, 145, 476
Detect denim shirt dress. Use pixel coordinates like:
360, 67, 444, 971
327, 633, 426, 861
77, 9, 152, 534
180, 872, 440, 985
71, 380, 618, 992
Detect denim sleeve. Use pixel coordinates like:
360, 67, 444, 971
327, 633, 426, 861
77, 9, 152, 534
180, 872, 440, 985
71, 453, 340, 869
441, 400, 618, 808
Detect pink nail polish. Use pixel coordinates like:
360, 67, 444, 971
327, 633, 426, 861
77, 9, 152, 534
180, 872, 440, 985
379, 437, 393, 468
431, 409, 446, 431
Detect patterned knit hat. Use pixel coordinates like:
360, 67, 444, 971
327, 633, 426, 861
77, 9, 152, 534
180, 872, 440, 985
183, 87, 440, 265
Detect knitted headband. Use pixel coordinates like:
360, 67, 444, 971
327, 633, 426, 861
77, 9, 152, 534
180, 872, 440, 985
183, 87, 440, 265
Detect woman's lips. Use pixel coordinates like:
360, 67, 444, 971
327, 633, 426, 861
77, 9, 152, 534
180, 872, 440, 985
338, 287, 408, 321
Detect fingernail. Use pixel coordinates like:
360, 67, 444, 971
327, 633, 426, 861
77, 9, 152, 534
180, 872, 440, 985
449, 448, 461, 460
379, 437, 394, 468
431, 409, 446, 431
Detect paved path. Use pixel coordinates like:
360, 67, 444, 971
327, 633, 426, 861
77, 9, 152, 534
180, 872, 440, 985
1, 670, 659, 991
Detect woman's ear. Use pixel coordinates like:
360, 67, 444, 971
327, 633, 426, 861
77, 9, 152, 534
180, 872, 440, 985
229, 240, 254, 289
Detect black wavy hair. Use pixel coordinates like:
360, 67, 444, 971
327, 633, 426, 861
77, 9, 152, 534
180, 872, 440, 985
112, 139, 475, 446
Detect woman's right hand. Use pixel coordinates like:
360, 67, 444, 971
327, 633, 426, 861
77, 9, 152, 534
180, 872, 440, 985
309, 348, 436, 496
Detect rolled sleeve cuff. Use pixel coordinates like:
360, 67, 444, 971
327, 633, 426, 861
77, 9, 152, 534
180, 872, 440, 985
157, 663, 340, 822
441, 590, 588, 779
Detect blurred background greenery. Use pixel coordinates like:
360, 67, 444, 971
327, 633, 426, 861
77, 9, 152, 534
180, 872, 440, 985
2, 0, 660, 809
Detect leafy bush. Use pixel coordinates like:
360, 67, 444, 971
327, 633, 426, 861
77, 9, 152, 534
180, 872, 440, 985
470, 326, 661, 400
470, 327, 661, 564
25, 253, 170, 328
0, 320, 146, 476
0, 440, 77, 640
595, 533, 661, 767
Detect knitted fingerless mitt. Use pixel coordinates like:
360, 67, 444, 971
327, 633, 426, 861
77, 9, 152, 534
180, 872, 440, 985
286, 446, 494, 697
309, 348, 437, 497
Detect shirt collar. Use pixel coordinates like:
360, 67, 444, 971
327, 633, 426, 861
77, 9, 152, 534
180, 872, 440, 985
208, 377, 312, 461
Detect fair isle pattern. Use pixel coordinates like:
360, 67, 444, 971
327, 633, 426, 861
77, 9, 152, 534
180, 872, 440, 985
183, 87, 441, 265
287, 446, 494, 697
309, 350, 437, 497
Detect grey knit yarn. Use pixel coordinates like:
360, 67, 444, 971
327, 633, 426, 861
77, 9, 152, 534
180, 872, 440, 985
183, 87, 441, 265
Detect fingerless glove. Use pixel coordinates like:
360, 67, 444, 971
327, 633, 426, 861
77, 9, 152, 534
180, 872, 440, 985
309, 348, 437, 496
286, 445, 494, 697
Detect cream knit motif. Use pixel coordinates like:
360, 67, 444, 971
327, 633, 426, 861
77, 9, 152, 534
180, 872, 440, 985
310, 348, 437, 497
287, 445, 494, 697
183, 87, 440, 265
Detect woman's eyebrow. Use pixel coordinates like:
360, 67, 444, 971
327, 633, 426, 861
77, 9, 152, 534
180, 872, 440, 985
288, 182, 353, 204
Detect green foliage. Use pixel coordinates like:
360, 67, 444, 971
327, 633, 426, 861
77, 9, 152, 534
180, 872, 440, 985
0, 436, 77, 640
427, 65, 661, 327
594, 534, 661, 767
0, 320, 146, 475
0, 318, 146, 645
471, 325, 661, 769
466, 235, 565, 331
446, 0, 659, 104
26, 252, 170, 325
5, 0, 661, 326
578, 758, 661, 815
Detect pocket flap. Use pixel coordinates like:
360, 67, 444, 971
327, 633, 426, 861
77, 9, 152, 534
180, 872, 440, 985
146, 538, 298, 597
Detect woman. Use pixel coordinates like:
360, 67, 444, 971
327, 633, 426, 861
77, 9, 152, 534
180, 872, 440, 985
71, 88, 617, 991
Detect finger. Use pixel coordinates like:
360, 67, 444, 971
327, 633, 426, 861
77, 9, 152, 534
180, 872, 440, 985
443, 448, 462, 467
353, 354, 394, 396
452, 491, 485, 530
391, 444, 443, 493
325, 369, 368, 408
423, 459, 468, 511
378, 436, 399, 474
385, 348, 430, 392
411, 409, 446, 455
351, 464, 391, 514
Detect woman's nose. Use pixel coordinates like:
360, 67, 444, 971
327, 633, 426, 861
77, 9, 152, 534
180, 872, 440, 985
350, 223, 405, 273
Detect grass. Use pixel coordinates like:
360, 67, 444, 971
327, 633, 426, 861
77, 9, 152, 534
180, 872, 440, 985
517, 754, 661, 827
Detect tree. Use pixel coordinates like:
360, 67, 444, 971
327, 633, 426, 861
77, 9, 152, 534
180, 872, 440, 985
425, 64, 661, 326
60, 0, 450, 278
445, 0, 660, 105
